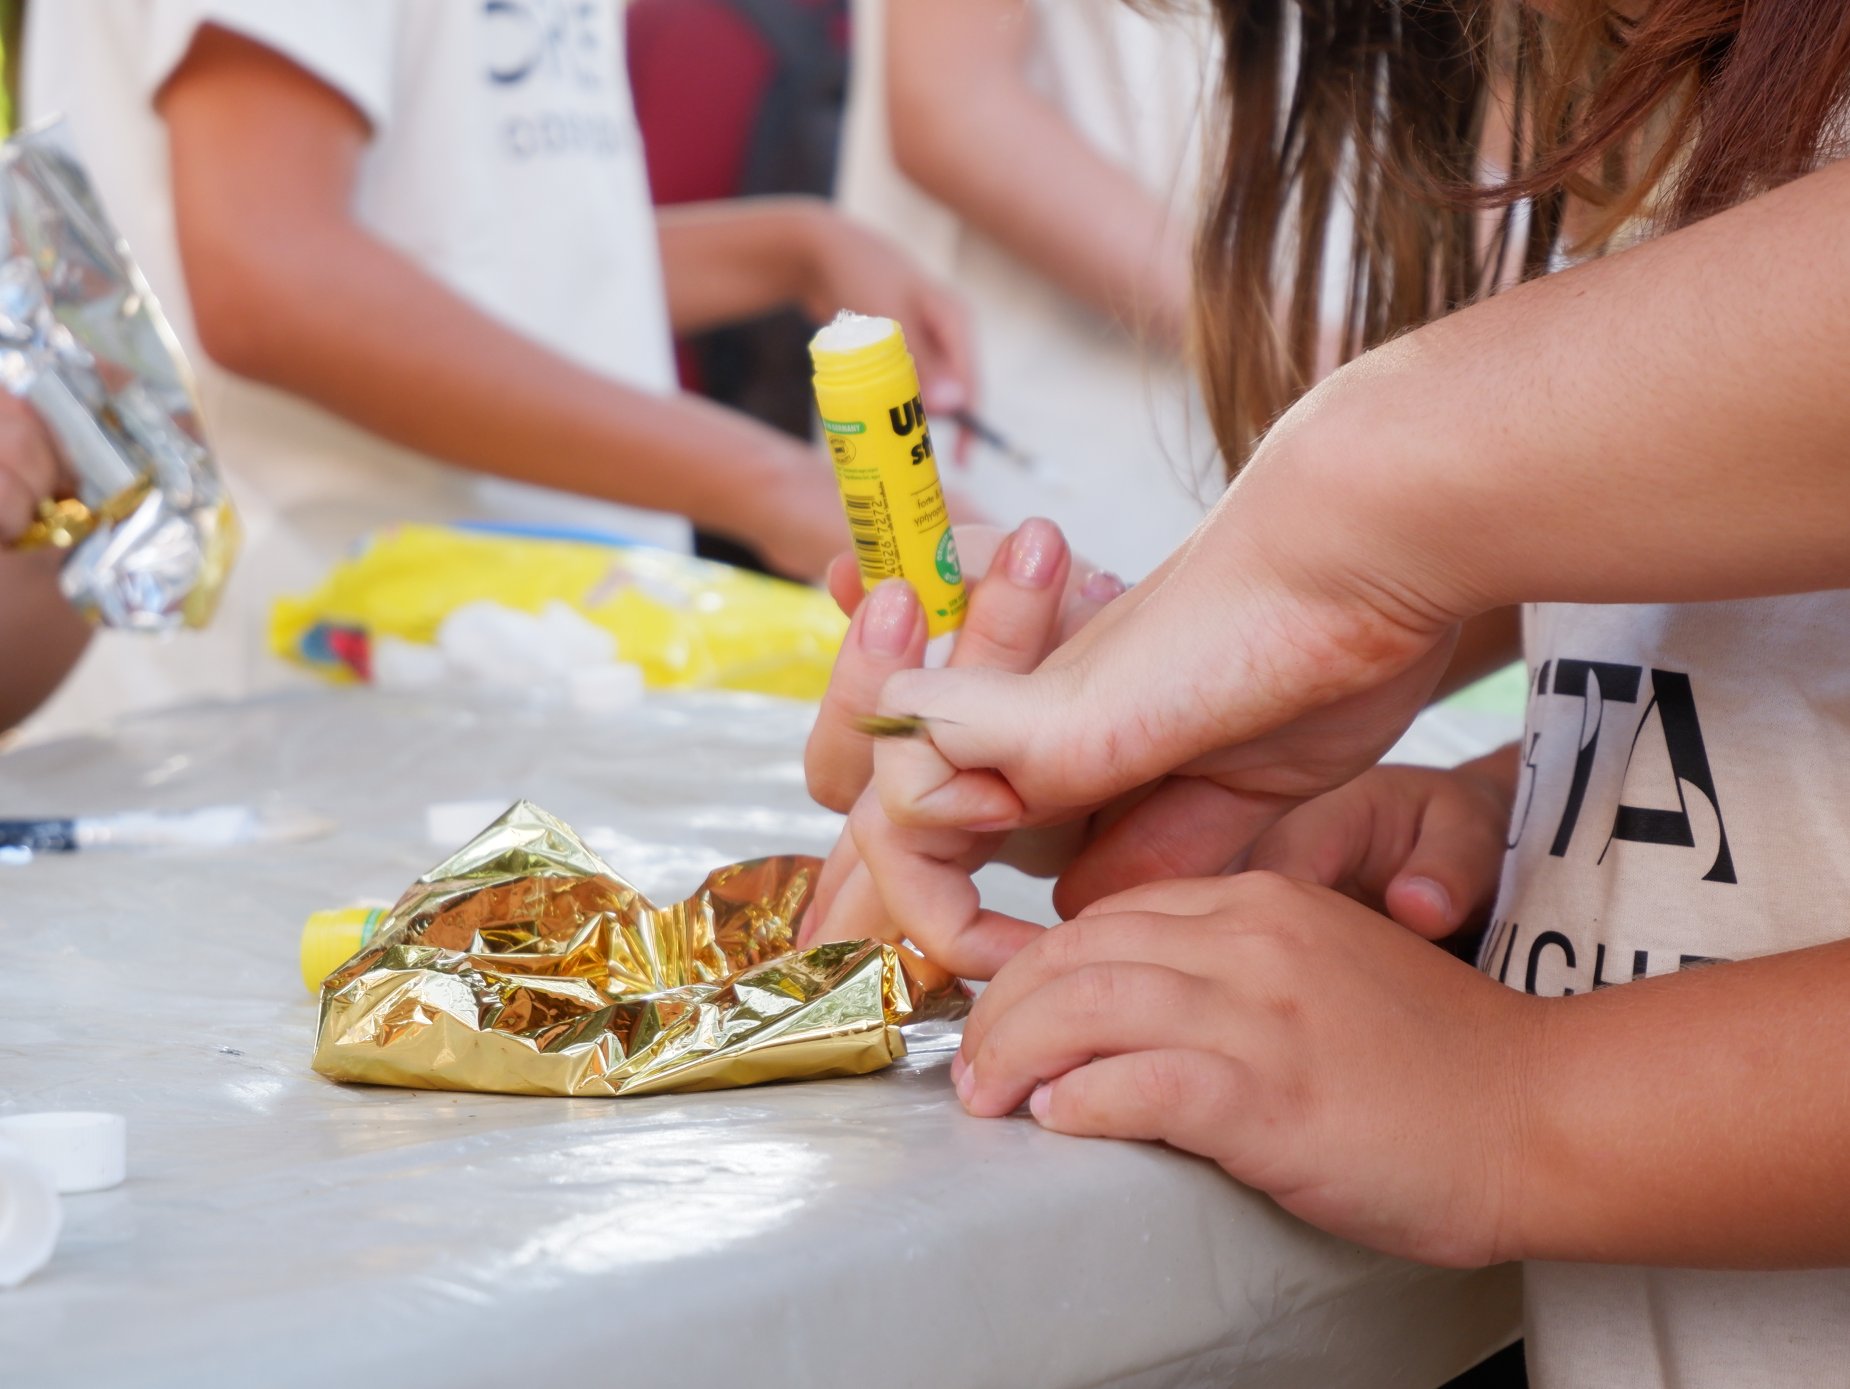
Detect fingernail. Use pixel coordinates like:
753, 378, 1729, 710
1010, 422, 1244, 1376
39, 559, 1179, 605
1005, 518, 1062, 590
966, 820, 1018, 835
859, 580, 916, 656
949, 1052, 967, 1086
1401, 876, 1455, 925
1029, 1083, 1052, 1123
1080, 569, 1126, 604
954, 1062, 977, 1107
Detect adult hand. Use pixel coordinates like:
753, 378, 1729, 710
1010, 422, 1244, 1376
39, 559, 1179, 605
745, 451, 860, 583
952, 872, 1544, 1268
1245, 753, 1517, 941
0, 394, 65, 546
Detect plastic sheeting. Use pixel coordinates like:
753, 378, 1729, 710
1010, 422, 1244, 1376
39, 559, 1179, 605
0, 690, 1519, 1388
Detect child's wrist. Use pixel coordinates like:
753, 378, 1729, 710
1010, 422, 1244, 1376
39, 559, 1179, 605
1491, 994, 1585, 1266
1247, 365, 1498, 632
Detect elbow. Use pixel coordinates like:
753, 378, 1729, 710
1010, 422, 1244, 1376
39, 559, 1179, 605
184, 249, 284, 381
888, 89, 956, 199
885, 56, 980, 204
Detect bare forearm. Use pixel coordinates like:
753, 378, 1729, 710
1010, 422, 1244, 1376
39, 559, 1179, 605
1515, 940, 1850, 1267
1260, 158, 1850, 624
657, 198, 826, 335
195, 221, 808, 538
887, 0, 1189, 349
0, 550, 89, 731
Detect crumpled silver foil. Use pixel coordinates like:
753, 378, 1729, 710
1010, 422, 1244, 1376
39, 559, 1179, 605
0, 119, 237, 630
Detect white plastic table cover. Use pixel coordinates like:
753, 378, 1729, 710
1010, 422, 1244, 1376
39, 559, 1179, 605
0, 689, 1520, 1389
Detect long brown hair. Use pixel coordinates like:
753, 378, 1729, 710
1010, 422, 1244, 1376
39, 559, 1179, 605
1185, 1, 1850, 472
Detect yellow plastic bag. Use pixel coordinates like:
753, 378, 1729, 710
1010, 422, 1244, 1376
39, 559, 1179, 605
271, 525, 846, 700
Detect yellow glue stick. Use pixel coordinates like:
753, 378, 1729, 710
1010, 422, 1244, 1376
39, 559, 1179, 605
299, 905, 386, 995
810, 313, 966, 656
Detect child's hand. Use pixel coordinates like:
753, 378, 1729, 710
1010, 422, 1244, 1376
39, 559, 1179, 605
800, 520, 1125, 966
1243, 753, 1517, 940
953, 872, 1545, 1268
797, 209, 977, 427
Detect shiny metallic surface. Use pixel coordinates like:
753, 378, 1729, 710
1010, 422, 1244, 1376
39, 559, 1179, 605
0, 121, 238, 630
0, 691, 1520, 1388
314, 801, 966, 1096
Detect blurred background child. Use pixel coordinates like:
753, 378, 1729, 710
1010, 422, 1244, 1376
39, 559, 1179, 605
837, 0, 1220, 580
18, 0, 971, 735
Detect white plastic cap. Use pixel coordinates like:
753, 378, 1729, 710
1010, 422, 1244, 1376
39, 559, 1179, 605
0, 1140, 62, 1290
0, 1112, 127, 1194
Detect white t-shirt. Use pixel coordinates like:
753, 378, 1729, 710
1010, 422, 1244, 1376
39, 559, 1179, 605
836, 0, 1222, 582
20, 0, 690, 736
1481, 597, 1850, 1386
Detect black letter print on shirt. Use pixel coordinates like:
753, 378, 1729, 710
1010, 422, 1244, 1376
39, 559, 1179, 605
1537, 660, 1736, 884
1546, 660, 1642, 857
1599, 670, 1736, 884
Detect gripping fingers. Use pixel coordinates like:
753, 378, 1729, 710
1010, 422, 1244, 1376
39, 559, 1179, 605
949, 517, 1070, 674
959, 910, 1214, 1063
958, 961, 1232, 1118
1028, 1049, 1254, 1161
800, 821, 869, 946
850, 795, 1042, 980
1382, 782, 1510, 939
807, 580, 927, 812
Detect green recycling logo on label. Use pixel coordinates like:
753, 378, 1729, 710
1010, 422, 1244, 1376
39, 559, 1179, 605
935, 530, 963, 585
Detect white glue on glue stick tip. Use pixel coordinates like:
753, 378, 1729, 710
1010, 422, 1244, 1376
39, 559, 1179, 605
811, 312, 967, 667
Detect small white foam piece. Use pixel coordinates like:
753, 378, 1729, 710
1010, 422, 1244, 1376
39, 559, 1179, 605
426, 800, 518, 847
536, 601, 618, 668
570, 662, 645, 717
371, 636, 450, 692
813, 310, 897, 353
0, 1141, 60, 1290
0, 1113, 126, 1194
437, 601, 550, 689
437, 601, 619, 690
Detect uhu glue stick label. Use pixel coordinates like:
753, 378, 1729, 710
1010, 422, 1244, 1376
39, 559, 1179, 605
810, 312, 967, 644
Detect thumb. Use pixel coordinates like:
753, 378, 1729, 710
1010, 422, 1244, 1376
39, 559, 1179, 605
1381, 791, 1507, 941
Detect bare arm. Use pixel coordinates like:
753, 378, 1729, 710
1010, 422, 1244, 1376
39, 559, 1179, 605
1514, 939, 1850, 1267
159, 25, 846, 578
885, 0, 1191, 351
1274, 155, 1850, 621
656, 197, 975, 406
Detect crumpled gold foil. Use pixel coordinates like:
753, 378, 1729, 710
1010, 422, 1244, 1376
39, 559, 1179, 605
312, 802, 967, 1097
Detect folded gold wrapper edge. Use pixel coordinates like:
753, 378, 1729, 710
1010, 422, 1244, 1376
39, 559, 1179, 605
310, 801, 967, 1098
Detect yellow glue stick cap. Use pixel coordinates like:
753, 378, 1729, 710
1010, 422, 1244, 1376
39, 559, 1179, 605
300, 906, 384, 996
